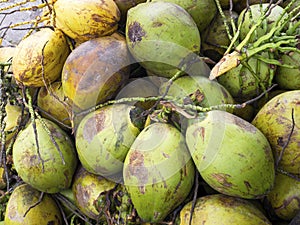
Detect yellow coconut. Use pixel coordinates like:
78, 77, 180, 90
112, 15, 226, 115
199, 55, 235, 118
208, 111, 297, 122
54, 0, 120, 42
12, 28, 70, 87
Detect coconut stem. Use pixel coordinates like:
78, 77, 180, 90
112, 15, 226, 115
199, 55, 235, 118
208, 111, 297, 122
34, 111, 66, 165
54, 193, 93, 224
24, 88, 46, 172
214, 0, 234, 41
164, 83, 277, 115
0, 65, 10, 192
275, 108, 295, 168
23, 191, 45, 217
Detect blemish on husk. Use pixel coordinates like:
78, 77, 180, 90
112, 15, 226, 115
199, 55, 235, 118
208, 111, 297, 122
233, 116, 256, 134
128, 21, 146, 46
193, 127, 205, 141
152, 21, 162, 27
162, 152, 170, 158
91, 14, 103, 22
128, 151, 148, 189
83, 112, 106, 143
244, 181, 252, 192
211, 173, 233, 188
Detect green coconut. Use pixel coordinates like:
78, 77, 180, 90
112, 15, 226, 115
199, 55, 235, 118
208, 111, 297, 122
72, 166, 116, 220
179, 194, 271, 224
153, 0, 217, 32
217, 52, 274, 102
5, 184, 62, 225
114, 0, 146, 23
115, 77, 160, 110
159, 75, 235, 130
201, 10, 239, 62
126, 1, 201, 78
267, 172, 300, 220
185, 110, 275, 199
252, 90, 300, 175
75, 104, 144, 177
275, 51, 300, 90
159, 75, 234, 108
12, 118, 78, 193
123, 122, 195, 222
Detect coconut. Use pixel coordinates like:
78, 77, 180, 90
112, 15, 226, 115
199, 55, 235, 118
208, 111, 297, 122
114, 0, 146, 24
275, 51, 300, 90
186, 110, 275, 199
3, 103, 24, 146
72, 166, 116, 221
159, 75, 234, 109
12, 28, 70, 87
62, 34, 130, 111
153, 0, 217, 32
0, 46, 15, 73
267, 172, 300, 220
37, 81, 71, 127
159, 75, 235, 129
126, 1, 201, 78
5, 184, 62, 225
123, 122, 195, 222
179, 194, 271, 224
12, 118, 78, 193
217, 52, 273, 102
252, 90, 300, 175
115, 77, 160, 110
201, 10, 239, 62
75, 104, 144, 177
53, 0, 120, 42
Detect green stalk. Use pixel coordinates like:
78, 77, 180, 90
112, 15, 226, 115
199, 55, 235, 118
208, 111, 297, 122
242, 39, 297, 59
235, 3, 277, 52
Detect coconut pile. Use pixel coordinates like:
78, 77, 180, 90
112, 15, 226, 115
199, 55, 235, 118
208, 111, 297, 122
0, 0, 299, 225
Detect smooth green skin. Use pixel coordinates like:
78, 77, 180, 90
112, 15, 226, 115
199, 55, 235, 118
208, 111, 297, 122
72, 166, 116, 220
159, 75, 234, 109
179, 194, 271, 224
126, 1, 201, 78
238, 4, 285, 43
5, 184, 62, 225
153, 0, 217, 32
267, 173, 300, 220
123, 123, 195, 222
218, 52, 272, 101
13, 119, 78, 193
252, 90, 300, 175
186, 110, 275, 199
275, 51, 300, 90
76, 104, 141, 176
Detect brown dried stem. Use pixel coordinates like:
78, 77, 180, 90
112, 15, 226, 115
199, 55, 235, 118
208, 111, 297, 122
23, 191, 44, 217
275, 108, 295, 168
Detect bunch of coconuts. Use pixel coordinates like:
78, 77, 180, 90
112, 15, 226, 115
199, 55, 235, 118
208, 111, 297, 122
0, 0, 299, 224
